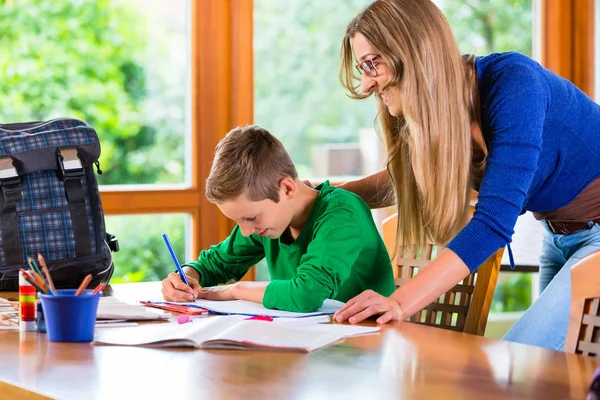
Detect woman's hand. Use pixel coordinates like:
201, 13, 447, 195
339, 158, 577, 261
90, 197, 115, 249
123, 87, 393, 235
161, 272, 203, 302
334, 290, 403, 324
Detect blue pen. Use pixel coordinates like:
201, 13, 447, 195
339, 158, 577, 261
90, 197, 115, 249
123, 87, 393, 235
162, 233, 190, 286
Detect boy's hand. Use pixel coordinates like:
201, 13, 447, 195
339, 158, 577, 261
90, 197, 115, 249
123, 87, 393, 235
161, 272, 203, 302
197, 281, 267, 303
196, 283, 239, 301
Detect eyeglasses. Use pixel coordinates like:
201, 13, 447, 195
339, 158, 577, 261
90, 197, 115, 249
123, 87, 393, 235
355, 55, 382, 77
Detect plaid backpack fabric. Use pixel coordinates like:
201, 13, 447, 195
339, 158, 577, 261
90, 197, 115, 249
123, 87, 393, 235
0, 118, 115, 290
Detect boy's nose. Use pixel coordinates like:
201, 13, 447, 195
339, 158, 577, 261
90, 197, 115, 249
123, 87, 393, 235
239, 224, 253, 237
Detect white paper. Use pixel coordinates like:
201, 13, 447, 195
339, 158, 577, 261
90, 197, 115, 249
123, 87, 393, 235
298, 324, 380, 337
95, 322, 139, 328
97, 297, 170, 321
171, 298, 345, 318
272, 315, 331, 326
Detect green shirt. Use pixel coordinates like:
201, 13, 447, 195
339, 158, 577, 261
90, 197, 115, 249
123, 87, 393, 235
185, 181, 396, 312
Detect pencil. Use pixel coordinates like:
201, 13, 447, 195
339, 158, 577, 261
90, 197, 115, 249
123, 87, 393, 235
26, 268, 49, 294
37, 253, 57, 295
75, 274, 92, 296
162, 233, 190, 286
18, 268, 47, 294
27, 257, 44, 280
91, 282, 106, 295
26, 257, 49, 293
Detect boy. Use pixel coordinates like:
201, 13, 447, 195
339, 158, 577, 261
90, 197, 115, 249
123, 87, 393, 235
161, 125, 395, 312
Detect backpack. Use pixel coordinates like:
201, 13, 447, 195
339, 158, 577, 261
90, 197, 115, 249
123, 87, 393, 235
0, 118, 117, 291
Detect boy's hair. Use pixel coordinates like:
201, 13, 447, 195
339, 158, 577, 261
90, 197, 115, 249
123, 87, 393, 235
206, 125, 298, 203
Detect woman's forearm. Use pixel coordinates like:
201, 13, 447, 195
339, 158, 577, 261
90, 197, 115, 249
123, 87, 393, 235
337, 169, 395, 208
391, 248, 471, 318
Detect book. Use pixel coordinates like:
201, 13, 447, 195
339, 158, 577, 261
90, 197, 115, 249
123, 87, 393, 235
161, 298, 345, 318
92, 315, 379, 353
97, 297, 171, 321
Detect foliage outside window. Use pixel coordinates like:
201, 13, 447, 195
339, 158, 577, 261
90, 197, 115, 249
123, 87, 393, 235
0, 0, 190, 282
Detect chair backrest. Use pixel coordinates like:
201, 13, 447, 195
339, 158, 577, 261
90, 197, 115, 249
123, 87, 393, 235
382, 209, 502, 336
565, 250, 600, 356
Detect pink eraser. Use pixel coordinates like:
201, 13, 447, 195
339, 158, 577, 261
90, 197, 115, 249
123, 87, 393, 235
177, 315, 191, 324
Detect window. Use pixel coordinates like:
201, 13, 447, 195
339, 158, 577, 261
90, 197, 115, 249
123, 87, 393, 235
254, 0, 379, 181
0, 0, 249, 282
106, 214, 190, 283
0, 0, 191, 186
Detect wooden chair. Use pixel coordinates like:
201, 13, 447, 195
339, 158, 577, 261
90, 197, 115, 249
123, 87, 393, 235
565, 249, 600, 356
382, 209, 503, 336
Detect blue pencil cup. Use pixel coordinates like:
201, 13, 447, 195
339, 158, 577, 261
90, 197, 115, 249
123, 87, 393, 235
39, 289, 101, 342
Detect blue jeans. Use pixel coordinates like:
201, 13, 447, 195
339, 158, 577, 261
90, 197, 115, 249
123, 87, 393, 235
502, 221, 600, 350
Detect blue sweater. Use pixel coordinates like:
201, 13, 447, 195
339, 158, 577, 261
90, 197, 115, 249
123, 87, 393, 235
447, 52, 600, 272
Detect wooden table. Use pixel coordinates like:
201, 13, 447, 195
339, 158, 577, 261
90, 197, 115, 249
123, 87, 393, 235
0, 282, 598, 400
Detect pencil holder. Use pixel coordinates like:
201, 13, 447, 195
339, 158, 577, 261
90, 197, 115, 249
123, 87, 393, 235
39, 289, 101, 342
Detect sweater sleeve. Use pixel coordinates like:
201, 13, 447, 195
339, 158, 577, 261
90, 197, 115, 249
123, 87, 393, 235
262, 206, 363, 312
447, 61, 548, 272
183, 226, 265, 287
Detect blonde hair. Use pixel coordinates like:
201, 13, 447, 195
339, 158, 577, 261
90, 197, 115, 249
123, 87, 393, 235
341, 0, 482, 249
205, 125, 298, 203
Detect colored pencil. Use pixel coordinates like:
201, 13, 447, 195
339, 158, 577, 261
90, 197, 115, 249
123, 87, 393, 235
27, 257, 43, 280
91, 282, 106, 295
37, 253, 57, 295
18, 268, 47, 294
75, 274, 92, 296
26, 269, 49, 294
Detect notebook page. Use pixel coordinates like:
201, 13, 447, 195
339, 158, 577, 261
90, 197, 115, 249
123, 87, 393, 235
97, 297, 170, 321
186, 315, 246, 344
178, 298, 345, 318
206, 320, 346, 352
299, 324, 380, 337
272, 315, 331, 326
92, 316, 246, 347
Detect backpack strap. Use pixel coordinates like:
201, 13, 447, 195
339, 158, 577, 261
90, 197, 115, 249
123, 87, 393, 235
57, 148, 91, 257
0, 157, 23, 265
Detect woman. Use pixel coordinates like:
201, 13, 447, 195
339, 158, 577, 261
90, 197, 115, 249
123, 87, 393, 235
333, 0, 600, 351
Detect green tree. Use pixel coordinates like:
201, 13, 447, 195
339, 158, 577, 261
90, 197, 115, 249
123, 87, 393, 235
0, 0, 185, 185
440, 0, 533, 56
491, 273, 533, 312
106, 215, 187, 283
254, 0, 376, 176
0, 0, 188, 282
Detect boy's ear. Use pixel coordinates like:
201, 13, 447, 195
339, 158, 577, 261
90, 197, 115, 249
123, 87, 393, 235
279, 177, 297, 198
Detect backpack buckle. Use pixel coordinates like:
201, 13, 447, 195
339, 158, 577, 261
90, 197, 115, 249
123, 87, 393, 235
57, 148, 84, 181
0, 157, 20, 186
0, 157, 22, 202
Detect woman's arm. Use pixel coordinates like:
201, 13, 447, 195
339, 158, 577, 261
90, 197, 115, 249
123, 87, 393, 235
337, 169, 395, 209
334, 248, 470, 324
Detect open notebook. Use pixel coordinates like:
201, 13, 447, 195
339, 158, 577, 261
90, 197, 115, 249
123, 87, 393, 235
92, 315, 379, 353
